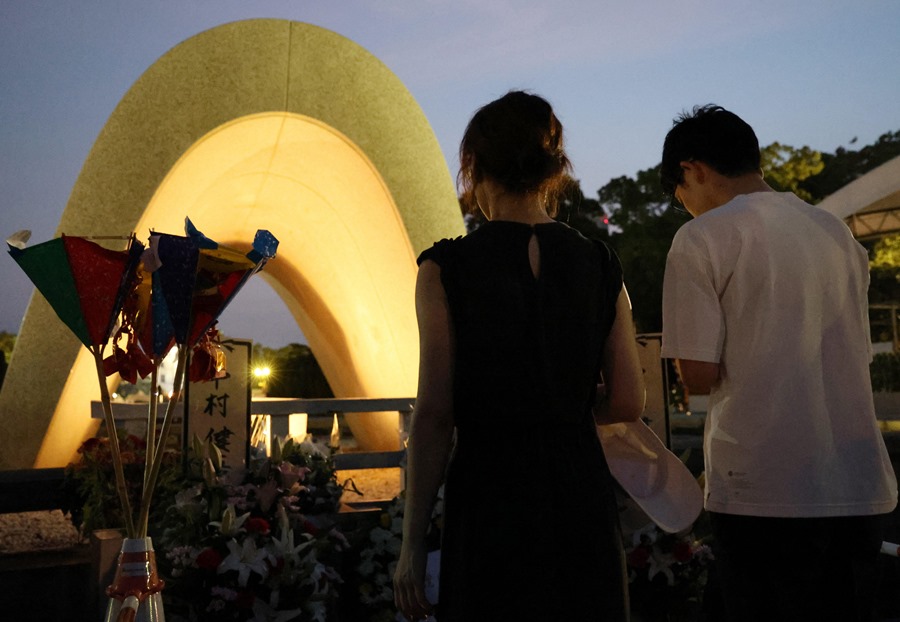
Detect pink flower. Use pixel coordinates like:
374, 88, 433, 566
256, 480, 280, 513
277, 462, 309, 489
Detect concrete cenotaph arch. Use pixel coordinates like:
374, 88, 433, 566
0, 19, 465, 469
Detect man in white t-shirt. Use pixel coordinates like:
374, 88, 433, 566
659, 105, 897, 622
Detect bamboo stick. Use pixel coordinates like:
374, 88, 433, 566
143, 365, 160, 494
136, 345, 187, 536
92, 348, 136, 538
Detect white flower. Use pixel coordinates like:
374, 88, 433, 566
267, 526, 314, 565
218, 538, 270, 587
251, 597, 304, 622
175, 483, 204, 507
647, 545, 676, 587
210, 586, 238, 601
209, 503, 250, 537
368, 527, 398, 555
306, 600, 327, 622
631, 522, 659, 547
390, 517, 403, 534
385, 536, 402, 556
299, 438, 330, 459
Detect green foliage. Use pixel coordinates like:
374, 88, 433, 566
265, 344, 334, 398
869, 235, 900, 309
600, 166, 671, 229
760, 142, 824, 202
871, 234, 900, 270
800, 130, 900, 203
0, 331, 15, 363
597, 166, 689, 332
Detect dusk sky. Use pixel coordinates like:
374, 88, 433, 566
2, 1, 898, 348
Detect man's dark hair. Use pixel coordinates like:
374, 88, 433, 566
660, 104, 761, 197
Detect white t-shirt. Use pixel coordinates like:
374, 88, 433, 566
661, 191, 897, 517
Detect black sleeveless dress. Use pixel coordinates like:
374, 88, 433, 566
416, 221, 628, 621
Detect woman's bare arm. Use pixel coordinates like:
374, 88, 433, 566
393, 260, 456, 620
594, 287, 646, 425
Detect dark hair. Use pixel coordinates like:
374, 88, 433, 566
660, 104, 761, 197
458, 90, 572, 216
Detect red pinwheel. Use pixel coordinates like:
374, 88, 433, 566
7, 231, 144, 535
7, 232, 143, 350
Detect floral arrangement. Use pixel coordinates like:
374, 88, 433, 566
624, 520, 714, 622
351, 488, 443, 622
64, 432, 183, 536
154, 436, 347, 622
65, 432, 347, 622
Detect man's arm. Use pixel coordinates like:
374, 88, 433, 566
676, 359, 720, 395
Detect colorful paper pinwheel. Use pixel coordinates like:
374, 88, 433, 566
7, 219, 278, 538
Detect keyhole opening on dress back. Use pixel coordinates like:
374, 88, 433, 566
528, 232, 541, 279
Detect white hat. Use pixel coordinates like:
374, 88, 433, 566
597, 420, 703, 533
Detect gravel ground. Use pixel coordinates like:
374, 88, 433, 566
0, 510, 82, 554
0, 467, 402, 556
337, 467, 403, 504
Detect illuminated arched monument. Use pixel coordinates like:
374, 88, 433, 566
0, 19, 465, 469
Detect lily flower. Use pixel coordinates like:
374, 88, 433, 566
218, 538, 269, 587
268, 525, 314, 562
209, 503, 250, 537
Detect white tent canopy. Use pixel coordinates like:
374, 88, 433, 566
817, 155, 900, 240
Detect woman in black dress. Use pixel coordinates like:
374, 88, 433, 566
394, 91, 645, 621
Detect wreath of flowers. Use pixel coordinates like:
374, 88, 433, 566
66, 433, 347, 622
154, 436, 348, 622
623, 520, 714, 621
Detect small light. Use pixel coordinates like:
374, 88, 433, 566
289, 413, 308, 441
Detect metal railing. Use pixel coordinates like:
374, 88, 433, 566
92, 397, 416, 472
252, 397, 414, 470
